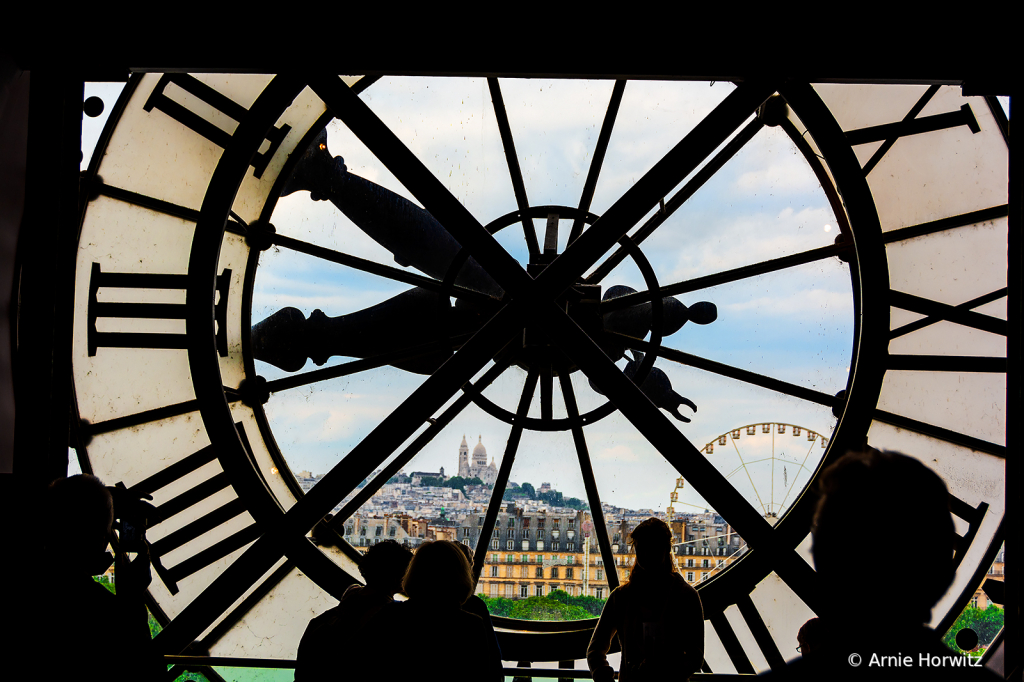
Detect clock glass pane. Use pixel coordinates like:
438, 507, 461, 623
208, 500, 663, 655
252, 77, 856, 620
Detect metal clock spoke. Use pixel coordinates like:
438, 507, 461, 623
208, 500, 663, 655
539, 82, 777, 296
472, 369, 540, 581
488, 77, 540, 259
608, 332, 836, 407
269, 232, 497, 304
560, 373, 620, 590
327, 359, 512, 533
586, 116, 765, 284
568, 80, 626, 246
601, 242, 853, 312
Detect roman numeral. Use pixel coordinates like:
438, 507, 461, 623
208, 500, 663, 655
949, 495, 989, 572
846, 85, 981, 175
890, 287, 1007, 340
143, 73, 291, 179
87, 263, 230, 357
736, 595, 787, 671
709, 611, 757, 674
122, 427, 260, 595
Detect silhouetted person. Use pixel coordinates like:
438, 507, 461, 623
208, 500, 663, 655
295, 539, 413, 680
456, 541, 502, 659
796, 617, 824, 660
588, 517, 704, 681
772, 449, 997, 680
366, 540, 503, 681
5, 475, 157, 681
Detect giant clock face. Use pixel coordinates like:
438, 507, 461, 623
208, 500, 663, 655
72, 72, 1008, 673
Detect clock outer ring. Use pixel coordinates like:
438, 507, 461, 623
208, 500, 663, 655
183, 74, 360, 620
215, 78, 890, 634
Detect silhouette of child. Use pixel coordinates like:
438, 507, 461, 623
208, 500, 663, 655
588, 517, 704, 681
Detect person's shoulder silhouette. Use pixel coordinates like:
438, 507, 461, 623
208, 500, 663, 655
365, 540, 503, 682
295, 539, 412, 680
766, 449, 999, 680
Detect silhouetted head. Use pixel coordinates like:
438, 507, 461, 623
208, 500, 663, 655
628, 517, 676, 576
361, 540, 414, 596
797, 617, 824, 658
812, 449, 954, 624
403, 540, 475, 605
41, 475, 113, 572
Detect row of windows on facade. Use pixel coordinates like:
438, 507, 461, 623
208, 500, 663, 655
486, 528, 579, 539
345, 525, 399, 537
486, 559, 724, 579
480, 582, 606, 599
476, 525, 737, 547
487, 537, 732, 555
476, 516, 577, 529
486, 565, 605, 580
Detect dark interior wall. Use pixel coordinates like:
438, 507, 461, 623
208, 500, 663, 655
0, 56, 28, 474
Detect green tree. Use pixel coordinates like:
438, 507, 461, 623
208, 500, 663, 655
942, 604, 1004, 652
480, 595, 594, 621
548, 589, 607, 616
480, 596, 516, 617
520, 482, 536, 498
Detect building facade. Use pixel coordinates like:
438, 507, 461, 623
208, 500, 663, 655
458, 435, 498, 486
461, 504, 745, 600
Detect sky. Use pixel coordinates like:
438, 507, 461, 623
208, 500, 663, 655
78, 78, 1010, 523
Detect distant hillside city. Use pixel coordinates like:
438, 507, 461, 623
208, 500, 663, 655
294, 435, 746, 602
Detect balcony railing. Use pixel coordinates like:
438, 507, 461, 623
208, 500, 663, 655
162, 656, 754, 679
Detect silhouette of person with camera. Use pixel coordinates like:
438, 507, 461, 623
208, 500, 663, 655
4, 475, 159, 680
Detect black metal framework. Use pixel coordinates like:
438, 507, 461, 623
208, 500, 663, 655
62, 68, 1013, 675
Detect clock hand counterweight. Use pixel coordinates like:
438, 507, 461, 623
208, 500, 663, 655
252, 288, 488, 374
592, 286, 716, 423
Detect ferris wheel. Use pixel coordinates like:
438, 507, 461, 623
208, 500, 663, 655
667, 422, 829, 581
667, 422, 829, 524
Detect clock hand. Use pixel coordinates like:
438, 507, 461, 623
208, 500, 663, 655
599, 284, 717, 358
251, 287, 490, 374
592, 286, 714, 421
282, 129, 502, 298
589, 350, 698, 423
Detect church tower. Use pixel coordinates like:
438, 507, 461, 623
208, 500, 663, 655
458, 435, 470, 479
473, 435, 488, 469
